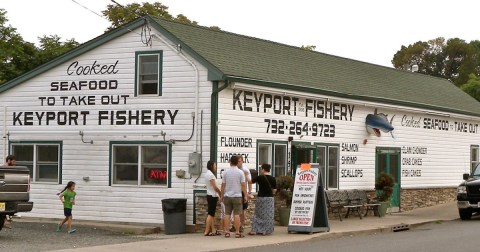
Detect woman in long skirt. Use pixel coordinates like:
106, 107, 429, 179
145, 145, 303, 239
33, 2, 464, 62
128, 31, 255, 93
249, 164, 276, 235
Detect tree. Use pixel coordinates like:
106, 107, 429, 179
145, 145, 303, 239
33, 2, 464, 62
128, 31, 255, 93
0, 9, 79, 85
102, 2, 220, 31
0, 9, 37, 84
35, 35, 79, 66
461, 74, 480, 102
392, 37, 480, 86
300, 45, 316, 51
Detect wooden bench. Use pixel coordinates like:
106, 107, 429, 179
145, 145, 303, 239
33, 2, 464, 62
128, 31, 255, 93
358, 190, 381, 217
325, 190, 363, 221
343, 190, 364, 219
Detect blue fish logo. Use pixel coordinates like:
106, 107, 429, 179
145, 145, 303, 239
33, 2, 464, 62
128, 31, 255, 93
365, 109, 395, 138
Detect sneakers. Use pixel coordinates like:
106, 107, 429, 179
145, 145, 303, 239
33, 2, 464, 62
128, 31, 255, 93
68, 229, 77, 234
56, 225, 62, 232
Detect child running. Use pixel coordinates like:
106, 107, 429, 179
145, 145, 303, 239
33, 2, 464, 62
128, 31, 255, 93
57, 181, 77, 233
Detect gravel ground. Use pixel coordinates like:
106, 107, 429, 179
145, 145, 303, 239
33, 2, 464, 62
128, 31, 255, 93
0, 221, 155, 252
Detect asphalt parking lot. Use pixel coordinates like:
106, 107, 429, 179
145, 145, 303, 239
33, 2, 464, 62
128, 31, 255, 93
0, 221, 154, 252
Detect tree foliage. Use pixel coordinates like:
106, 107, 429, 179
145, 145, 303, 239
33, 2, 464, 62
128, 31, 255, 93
461, 74, 480, 102
300, 45, 316, 51
102, 2, 220, 31
392, 37, 480, 86
0, 9, 78, 85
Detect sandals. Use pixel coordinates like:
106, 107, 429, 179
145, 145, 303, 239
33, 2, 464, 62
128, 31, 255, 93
224, 232, 230, 238
248, 231, 257, 236
204, 230, 221, 236
235, 233, 245, 238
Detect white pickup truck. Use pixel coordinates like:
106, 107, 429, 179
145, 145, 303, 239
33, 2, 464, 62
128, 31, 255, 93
0, 166, 34, 231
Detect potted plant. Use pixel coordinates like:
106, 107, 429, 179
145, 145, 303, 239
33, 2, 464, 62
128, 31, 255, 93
276, 175, 294, 226
374, 172, 395, 217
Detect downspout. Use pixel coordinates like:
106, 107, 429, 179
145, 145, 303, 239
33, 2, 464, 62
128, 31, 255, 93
210, 80, 229, 163
152, 34, 199, 153
2, 106, 6, 157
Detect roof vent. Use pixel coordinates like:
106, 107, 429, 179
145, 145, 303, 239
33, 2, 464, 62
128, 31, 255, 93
411, 64, 419, 72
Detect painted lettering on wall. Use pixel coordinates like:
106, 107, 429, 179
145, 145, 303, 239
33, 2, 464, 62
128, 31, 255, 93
264, 119, 335, 137
401, 146, 426, 177
232, 90, 355, 121
220, 137, 253, 148
219, 153, 250, 163
340, 143, 360, 177
400, 114, 479, 134
12, 60, 179, 126
341, 169, 363, 178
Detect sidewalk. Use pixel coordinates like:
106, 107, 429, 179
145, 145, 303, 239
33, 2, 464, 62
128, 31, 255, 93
49, 201, 458, 252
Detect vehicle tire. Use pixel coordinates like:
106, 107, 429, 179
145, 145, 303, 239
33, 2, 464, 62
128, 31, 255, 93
459, 209, 472, 220
0, 214, 5, 231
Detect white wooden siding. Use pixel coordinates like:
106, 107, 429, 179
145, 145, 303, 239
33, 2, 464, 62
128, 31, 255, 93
217, 85, 480, 190
0, 27, 212, 224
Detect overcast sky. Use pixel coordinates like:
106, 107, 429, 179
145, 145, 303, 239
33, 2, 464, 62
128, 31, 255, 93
2, 0, 479, 68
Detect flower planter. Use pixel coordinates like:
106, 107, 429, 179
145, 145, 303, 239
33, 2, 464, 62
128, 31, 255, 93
279, 207, 291, 226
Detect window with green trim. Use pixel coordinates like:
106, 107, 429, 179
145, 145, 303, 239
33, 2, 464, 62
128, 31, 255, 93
316, 144, 339, 189
257, 141, 287, 177
471, 145, 479, 173
135, 51, 163, 96
11, 143, 61, 183
111, 143, 169, 186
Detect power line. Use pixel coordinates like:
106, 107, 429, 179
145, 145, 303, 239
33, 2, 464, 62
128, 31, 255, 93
70, 0, 105, 20
70, 0, 152, 46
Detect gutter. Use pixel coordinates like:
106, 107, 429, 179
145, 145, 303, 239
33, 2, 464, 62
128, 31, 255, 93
210, 80, 229, 162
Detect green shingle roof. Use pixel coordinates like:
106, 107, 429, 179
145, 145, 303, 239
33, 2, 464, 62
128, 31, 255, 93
150, 16, 480, 117
1, 16, 479, 117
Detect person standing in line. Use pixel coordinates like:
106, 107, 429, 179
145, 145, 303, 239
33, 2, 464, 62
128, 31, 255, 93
248, 164, 277, 235
204, 161, 222, 236
234, 155, 252, 233
57, 181, 77, 234
221, 155, 247, 238
2, 155, 16, 229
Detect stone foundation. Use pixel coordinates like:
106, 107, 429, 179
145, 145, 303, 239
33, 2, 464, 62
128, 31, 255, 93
400, 187, 456, 211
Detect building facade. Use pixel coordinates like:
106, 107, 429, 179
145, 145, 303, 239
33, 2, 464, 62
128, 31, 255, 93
1, 16, 479, 225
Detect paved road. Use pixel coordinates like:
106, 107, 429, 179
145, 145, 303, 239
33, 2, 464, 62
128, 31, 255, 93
226, 218, 480, 252
0, 221, 153, 252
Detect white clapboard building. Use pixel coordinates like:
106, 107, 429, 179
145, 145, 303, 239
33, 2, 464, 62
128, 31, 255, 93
1, 16, 479, 224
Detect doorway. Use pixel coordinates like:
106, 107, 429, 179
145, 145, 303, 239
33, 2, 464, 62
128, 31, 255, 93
376, 147, 401, 211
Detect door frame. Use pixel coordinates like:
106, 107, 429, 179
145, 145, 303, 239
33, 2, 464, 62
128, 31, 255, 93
375, 147, 401, 210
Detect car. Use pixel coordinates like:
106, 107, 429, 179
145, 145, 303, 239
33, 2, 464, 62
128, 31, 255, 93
0, 166, 34, 231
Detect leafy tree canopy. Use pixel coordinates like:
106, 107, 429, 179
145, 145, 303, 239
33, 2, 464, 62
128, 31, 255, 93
461, 74, 480, 102
392, 37, 480, 86
300, 45, 316, 51
102, 2, 220, 31
0, 9, 78, 85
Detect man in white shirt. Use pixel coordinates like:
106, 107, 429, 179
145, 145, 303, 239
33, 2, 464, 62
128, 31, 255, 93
221, 155, 248, 238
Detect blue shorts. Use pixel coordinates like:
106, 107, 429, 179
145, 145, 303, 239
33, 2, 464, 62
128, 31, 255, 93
64, 208, 72, 217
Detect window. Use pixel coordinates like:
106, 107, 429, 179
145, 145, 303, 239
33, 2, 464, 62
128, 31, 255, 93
111, 142, 170, 186
316, 144, 339, 189
11, 142, 61, 183
257, 141, 288, 177
135, 51, 163, 96
471, 145, 479, 173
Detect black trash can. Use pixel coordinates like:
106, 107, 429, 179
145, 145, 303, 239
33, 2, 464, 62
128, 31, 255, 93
162, 198, 187, 234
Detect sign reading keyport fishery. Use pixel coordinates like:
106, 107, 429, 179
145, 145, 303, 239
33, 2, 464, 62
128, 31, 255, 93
289, 167, 319, 226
